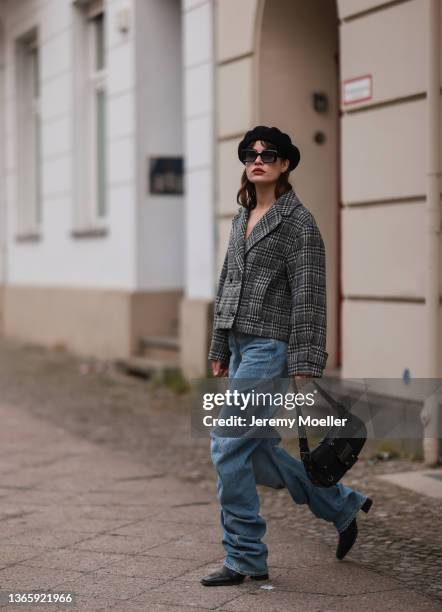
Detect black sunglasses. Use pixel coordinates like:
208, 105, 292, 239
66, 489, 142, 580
240, 148, 281, 164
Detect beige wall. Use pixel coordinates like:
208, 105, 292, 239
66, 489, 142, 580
258, 0, 339, 370
342, 100, 426, 203
213, 0, 437, 380
218, 140, 242, 217
4, 286, 132, 359
3, 286, 181, 359
339, 0, 435, 378
215, 0, 340, 372
342, 202, 427, 298
216, 0, 258, 62
130, 290, 182, 352
342, 301, 432, 378
0, 284, 4, 332
214, 0, 259, 274
338, 0, 392, 19
340, 1, 426, 105
217, 57, 253, 139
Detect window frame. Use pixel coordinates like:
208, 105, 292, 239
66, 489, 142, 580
15, 27, 42, 238
72, 0, 108, 236
88, 9, 107, 222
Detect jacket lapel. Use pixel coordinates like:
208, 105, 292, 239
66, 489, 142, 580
231, 190, 302, 272
244, 204, 282, 255
232, 208, 247, 274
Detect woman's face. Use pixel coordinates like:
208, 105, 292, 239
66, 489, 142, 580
244, 140, 289, 186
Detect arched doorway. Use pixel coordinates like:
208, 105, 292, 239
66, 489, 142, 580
255, 0, 340, 371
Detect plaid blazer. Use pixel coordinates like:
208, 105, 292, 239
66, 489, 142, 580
208, 189, 328, 377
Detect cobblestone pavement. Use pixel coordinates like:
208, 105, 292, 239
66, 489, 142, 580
0, 337, 440, 610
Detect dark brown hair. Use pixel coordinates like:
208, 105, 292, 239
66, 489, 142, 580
236, 140, 293, 210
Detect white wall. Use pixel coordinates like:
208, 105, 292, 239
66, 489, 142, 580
0, 10, 5, 285
134, 0, 184, 291
3, 0, 137, 289
182, 0, 215, 299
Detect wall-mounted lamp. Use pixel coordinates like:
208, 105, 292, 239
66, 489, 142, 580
312, 92, 328, 114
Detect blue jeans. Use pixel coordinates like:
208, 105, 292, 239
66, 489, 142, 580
210, 329, 368, 576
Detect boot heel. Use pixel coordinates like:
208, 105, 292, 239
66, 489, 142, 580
250, 573, 269, 581
361, 497, 373, 514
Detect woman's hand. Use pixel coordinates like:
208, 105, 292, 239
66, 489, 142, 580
293, 374, 312, 390
211, 360, 229, 377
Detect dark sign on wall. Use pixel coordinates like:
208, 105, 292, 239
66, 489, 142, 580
149, 157, 184, 195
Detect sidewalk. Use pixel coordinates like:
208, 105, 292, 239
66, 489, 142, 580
0, 401, 439, 612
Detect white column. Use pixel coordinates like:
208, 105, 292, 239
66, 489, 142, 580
182, 0, 216, 300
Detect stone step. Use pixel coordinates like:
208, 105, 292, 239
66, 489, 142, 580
139, 335, 180, 351
114, 355, 180, 380
138, 335, 180, 363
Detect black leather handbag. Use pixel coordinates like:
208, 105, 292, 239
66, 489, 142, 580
295, 381, 367, 487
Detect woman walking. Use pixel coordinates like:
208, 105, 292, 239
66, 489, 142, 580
202, 125, 372, 587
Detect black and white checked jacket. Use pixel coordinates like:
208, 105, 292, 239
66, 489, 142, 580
208, 189, 328, 377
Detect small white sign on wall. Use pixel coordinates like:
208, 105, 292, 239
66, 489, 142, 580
342, 75, 372, 106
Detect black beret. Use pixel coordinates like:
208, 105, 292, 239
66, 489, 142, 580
237, 125, 301, 171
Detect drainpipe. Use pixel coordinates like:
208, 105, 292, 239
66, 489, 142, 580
421, 0, 441, 466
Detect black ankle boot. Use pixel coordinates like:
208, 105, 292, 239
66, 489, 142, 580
336, 518, 358, 560
361, 497, 373, 513
200, 565, 269, 587
336, 497, 373, 561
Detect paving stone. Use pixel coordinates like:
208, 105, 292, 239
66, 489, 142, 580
109, 603, 209, 612
0, 338, 439, 610
4, 490, 76, 507
107, 519, 201, 540
139, 536, 223, 561
71, 505, 158, 521
0, 565, 82, 590
129, 579, 251, 609
70, 534, 156, 555
217, 587, 441, 612
19, 550, 127, 572
267, 541, 332, 569
156, 504, 218, 526
65, 597, 120, 611
266, 563, 402, 595
187, 524, 230, 545
0, 545, 42, 568
94, 555, 197, 580
54, 573, 155, 601
55, 518, 139, 534
2, 528, 92, 549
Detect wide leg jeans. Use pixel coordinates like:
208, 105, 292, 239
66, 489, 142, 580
210, 329, 368, 576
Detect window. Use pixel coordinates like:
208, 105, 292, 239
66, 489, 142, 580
72, 0, 107, 234
15, 28, 41, 235
89, 6, 107, 219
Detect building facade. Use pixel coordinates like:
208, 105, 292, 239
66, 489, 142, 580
182, 0, 442, 386
0, 0, 184, 360
0, 0, 440, 396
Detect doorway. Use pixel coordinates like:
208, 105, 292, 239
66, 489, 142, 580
256, 0, 340, 370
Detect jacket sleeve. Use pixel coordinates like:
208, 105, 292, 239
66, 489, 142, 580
208, 248, 231, 364
285, 222, 328, 377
